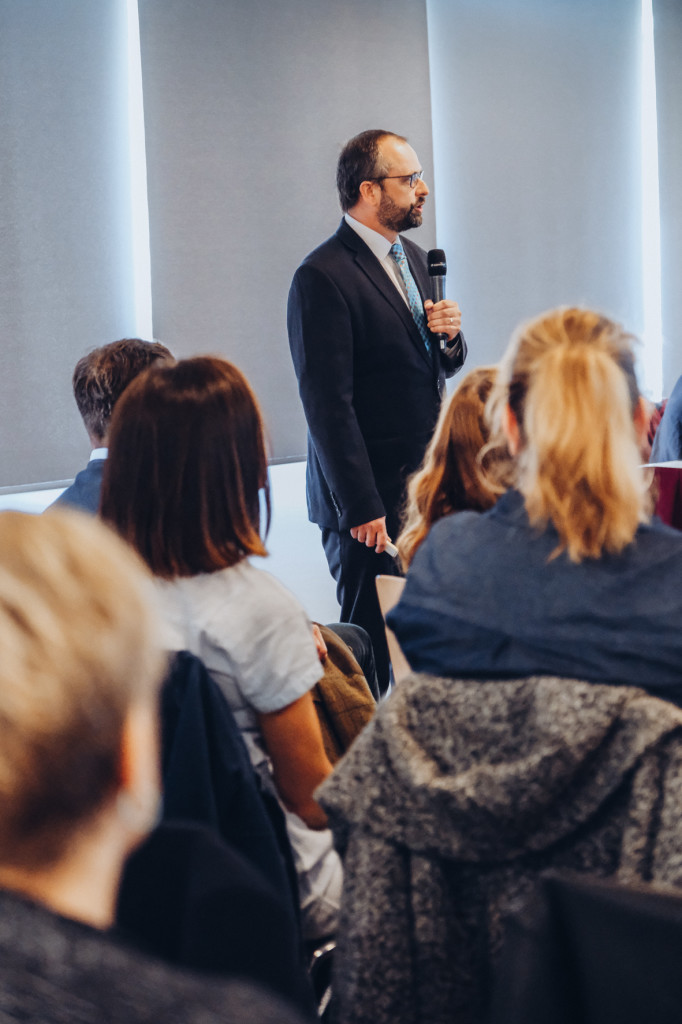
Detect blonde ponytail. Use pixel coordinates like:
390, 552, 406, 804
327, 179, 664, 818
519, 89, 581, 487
488, 308, 649, 562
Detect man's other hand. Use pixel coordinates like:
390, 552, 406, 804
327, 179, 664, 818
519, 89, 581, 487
350, 516, 390, 552
424, 299, 462, 341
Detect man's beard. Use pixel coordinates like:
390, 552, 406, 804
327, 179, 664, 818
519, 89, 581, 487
377, 189, 423, 233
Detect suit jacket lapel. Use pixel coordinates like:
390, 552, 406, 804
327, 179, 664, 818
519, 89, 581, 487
336, 221, 433, 369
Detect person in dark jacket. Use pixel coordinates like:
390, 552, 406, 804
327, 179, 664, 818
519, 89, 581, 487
650, 372, 682, 462
288, 129, 467, 693
51, 337, 173, 513
389, 307, 682, 705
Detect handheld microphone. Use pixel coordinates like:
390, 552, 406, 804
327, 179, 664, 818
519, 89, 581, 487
427, 249, 448, 352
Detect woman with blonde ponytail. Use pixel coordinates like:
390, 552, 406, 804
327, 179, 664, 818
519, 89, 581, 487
388, 307, 682, 703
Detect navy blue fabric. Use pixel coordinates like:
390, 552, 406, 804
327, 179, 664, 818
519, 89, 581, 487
651, 373, 682, 462
50, 458, 105, 515
117, 822, 315, 1018
159, 651, 301, 935
388, 489, 682, 705
288, 218, 466, 532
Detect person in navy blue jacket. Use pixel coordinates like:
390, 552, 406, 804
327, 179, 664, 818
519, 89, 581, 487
288, 129, 467, 693
51, 338, 173, 514
389, 307, 682, 706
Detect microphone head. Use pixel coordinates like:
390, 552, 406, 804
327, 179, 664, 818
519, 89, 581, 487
427, 249, 447, 277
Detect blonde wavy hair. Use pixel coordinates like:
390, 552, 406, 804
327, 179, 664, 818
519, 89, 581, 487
487, 307, 649, 563
397, 366, 500, 567
0, 509, 164, 869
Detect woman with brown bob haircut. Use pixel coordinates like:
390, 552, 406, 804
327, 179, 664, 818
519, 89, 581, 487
397, 366, 499, 568
389, 308, 682, 705
101, 356, 342, 941
0, 508, 304, 1024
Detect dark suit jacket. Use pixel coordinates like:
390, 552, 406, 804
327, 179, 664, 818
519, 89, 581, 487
287, 219, 467, 531
50, 457, 105, 515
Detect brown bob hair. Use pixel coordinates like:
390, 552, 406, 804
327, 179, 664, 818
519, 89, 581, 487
397, 366, 499, 567
100, 357, 271, 577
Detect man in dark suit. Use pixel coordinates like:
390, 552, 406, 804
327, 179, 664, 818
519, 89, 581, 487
287, 129, 467, 694
51, 338, 173, 514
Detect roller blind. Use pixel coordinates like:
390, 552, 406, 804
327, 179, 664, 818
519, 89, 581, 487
137, 0, 436, 461
654, 0, 682, 394
426, 0, 644, 371
0, 0, 135, 489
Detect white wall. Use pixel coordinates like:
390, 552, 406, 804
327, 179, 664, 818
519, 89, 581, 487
0, 462, 340, 623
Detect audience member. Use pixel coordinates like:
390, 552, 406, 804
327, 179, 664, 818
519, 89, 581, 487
397, 365, 499, 568
101, 356, 343, 940
649, 372, 682, 462
0, 508, 308, 1024
51, 338, 173, 513
388, 307, 682, 705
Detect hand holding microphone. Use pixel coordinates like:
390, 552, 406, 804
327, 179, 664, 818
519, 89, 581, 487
425, 249, 461, 352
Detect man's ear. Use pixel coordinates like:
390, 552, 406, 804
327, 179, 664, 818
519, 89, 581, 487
357, 179, 380, 207
502, 403, 521, 456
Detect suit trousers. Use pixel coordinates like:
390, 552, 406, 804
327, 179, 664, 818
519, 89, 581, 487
321, 518, 403, 697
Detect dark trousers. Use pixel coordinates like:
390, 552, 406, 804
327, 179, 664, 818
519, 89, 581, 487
321, 521, 403, 697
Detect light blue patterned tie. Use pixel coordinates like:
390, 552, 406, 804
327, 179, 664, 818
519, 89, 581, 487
389, 240, 431, 351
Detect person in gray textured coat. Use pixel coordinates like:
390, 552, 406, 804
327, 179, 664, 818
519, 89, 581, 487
317, 672, 682, 1024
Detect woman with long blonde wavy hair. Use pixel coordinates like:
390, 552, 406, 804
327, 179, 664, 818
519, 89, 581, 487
388, 307, 682, 703
397, 366, 499, 569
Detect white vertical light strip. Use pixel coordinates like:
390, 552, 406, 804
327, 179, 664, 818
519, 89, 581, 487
640, 0, 662, 399
424, 0, 450, 256
126, 0, 153, 338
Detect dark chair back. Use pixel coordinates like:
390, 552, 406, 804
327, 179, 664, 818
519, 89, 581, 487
490, 872, 682, 1024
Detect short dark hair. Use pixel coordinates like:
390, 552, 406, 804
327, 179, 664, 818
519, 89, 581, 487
72, 338, 174, 443
100, 356, 271, 578
336, 129, 406, 212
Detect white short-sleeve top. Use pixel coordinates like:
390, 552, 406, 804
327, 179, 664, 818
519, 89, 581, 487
155, 560, 323, 768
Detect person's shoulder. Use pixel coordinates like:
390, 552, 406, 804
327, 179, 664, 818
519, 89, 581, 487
121, 949, 306, 1024
639, 515, 682, 553
0, 891, 307, 1024
226, 561, 309, 617
428, 508, 486, 542
666, 373, 682, 406
104, 927, 304, 1023
49, 461, 103, 515
297, 222, 346, 264
411, 506, 506, 581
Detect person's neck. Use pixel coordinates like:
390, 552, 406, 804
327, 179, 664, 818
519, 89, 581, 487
0, 809, 129, 930
346, 207, 397, 242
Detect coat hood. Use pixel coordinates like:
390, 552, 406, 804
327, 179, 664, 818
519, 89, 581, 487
318, 673, 682, 862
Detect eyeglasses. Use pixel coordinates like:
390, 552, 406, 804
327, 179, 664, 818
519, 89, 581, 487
370, 170, 424, 189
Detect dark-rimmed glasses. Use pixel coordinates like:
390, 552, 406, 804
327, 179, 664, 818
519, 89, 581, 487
370, 170, 424, 189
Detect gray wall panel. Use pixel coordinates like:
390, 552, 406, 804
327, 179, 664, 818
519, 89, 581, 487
138, 0, 435, 460
0, 1, 136, 488
427, 0, 643, 377
654, 0, 682, 395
